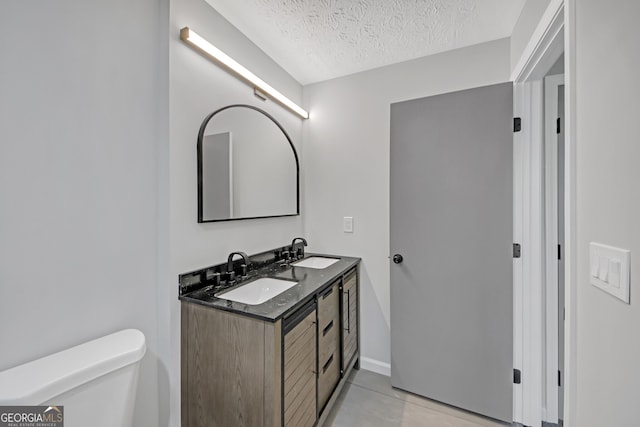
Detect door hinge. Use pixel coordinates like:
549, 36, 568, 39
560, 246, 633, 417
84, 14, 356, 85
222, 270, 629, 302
558, 244, 562, 260
513, 243, 521, 258
558, 370, 562, 387
557, 117, 561, 134
513, 117, 522, 133
514, 369, 521, 384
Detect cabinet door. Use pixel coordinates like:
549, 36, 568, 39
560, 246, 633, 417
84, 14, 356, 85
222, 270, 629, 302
283, 306, 316, 427
342, 270, 358, 373
317, 283, 340, 412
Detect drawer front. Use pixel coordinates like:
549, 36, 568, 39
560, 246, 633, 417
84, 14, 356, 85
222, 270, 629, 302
318, 316, 338, 366
317, 350, 340, 412
318, 282, 340, 366
284, 309, 317, 427
318, 282, 339, 328
342, 272, 358, 372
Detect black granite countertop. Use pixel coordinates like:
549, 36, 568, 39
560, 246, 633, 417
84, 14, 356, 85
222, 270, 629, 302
179, 253, 360, 322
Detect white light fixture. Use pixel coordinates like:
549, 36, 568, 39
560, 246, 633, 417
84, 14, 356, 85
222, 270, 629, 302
180, 27, 309, 120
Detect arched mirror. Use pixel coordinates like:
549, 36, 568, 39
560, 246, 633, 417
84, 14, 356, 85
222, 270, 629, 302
197, 104, 299, 222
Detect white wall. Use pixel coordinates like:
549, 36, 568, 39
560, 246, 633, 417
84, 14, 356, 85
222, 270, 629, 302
511, 0, 552, 70
302, 38, 511, 370
0, 1, 166, 426
162, 0, 304, 425
575, 1, 640, 425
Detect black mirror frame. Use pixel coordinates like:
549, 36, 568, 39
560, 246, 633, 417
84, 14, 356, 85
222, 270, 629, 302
197, 104, 300, 223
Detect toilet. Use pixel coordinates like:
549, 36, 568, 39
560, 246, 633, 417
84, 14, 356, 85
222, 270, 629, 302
0, 329, 146, 427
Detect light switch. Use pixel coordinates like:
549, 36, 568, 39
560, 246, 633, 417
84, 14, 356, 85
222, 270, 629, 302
598, 256, 609, 282
589, 242, 631, 304
590, 253, 599, 277
343, 217, 354, 233
609, 259, 621, 288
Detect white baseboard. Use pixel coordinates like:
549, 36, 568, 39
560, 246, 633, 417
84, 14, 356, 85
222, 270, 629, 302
360, 356, 391, 377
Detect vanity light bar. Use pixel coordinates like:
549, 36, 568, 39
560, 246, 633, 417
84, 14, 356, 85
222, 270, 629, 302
180, 27, 309, 120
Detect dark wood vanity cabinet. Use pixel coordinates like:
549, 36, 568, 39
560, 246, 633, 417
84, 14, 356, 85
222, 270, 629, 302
181, 266, 359, 427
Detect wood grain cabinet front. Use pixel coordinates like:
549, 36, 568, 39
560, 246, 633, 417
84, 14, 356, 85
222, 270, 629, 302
283, 304, 317, 427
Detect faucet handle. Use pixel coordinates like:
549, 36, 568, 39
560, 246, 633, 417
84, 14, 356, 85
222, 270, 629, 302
240, 264, 248, 277
226, 270, 236, 283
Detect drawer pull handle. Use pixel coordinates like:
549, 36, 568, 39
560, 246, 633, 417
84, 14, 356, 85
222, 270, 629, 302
322, 286, 334, 298
323, 320, 334, 336
345, 288, 350, 333
322, 354, 334, 373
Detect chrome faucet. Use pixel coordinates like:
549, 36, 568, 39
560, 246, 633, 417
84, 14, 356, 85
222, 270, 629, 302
291, 237, 308, 259
226, 251, 249, 282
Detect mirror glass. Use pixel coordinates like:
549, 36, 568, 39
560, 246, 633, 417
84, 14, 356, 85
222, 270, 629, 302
198, 105, 299, 222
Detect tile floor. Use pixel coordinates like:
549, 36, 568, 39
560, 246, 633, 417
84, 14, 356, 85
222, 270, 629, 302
325, 369, 510, 427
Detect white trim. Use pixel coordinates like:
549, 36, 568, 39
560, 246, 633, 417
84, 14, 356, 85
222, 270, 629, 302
522, 80, 545, 427
511, 0, 565, 82
543, 73, 564, 423
563, 2, 577, 424
360, 357, 391, 377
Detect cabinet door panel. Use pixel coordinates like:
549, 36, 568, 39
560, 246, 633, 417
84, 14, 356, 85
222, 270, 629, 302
284, 309, 316, 427
342, 271, 358, 372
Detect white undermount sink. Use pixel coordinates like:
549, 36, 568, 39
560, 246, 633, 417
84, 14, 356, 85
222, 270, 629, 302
214, 277, 297, 305
292, 256, 339, 269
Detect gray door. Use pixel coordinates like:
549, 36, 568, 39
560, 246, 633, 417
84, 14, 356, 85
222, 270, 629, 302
390, 82, 513, 422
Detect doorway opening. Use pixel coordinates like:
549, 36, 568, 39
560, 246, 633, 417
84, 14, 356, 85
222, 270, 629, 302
511, 1, 573, 425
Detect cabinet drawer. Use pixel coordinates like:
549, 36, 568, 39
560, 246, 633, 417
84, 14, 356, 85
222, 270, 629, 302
318, 315, 338, 369
318, 282, 339, 328
284, 308, 317, 427
317, 351, 340, 413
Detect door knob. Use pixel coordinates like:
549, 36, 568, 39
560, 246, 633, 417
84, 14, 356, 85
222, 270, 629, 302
392, 254, 404, 264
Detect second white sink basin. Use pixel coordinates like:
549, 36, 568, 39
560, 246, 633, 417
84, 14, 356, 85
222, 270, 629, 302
215, 277, 297, 305
292, 256, 339, 269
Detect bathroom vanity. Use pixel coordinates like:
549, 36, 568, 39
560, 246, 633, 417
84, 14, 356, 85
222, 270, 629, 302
179, 247, 360, 427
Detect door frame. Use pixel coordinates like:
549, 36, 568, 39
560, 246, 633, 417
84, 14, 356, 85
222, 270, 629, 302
511, 0, 576, 425
543, 73, 564, 423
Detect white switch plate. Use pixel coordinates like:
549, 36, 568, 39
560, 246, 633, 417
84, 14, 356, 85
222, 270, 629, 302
343, 216, 353, 233
589, 242, 631, 303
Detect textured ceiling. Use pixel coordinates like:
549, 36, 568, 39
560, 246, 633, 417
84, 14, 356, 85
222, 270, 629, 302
205, 0, 526, 84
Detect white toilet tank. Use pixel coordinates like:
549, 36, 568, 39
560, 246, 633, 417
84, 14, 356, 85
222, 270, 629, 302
0, 329, 146, 427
